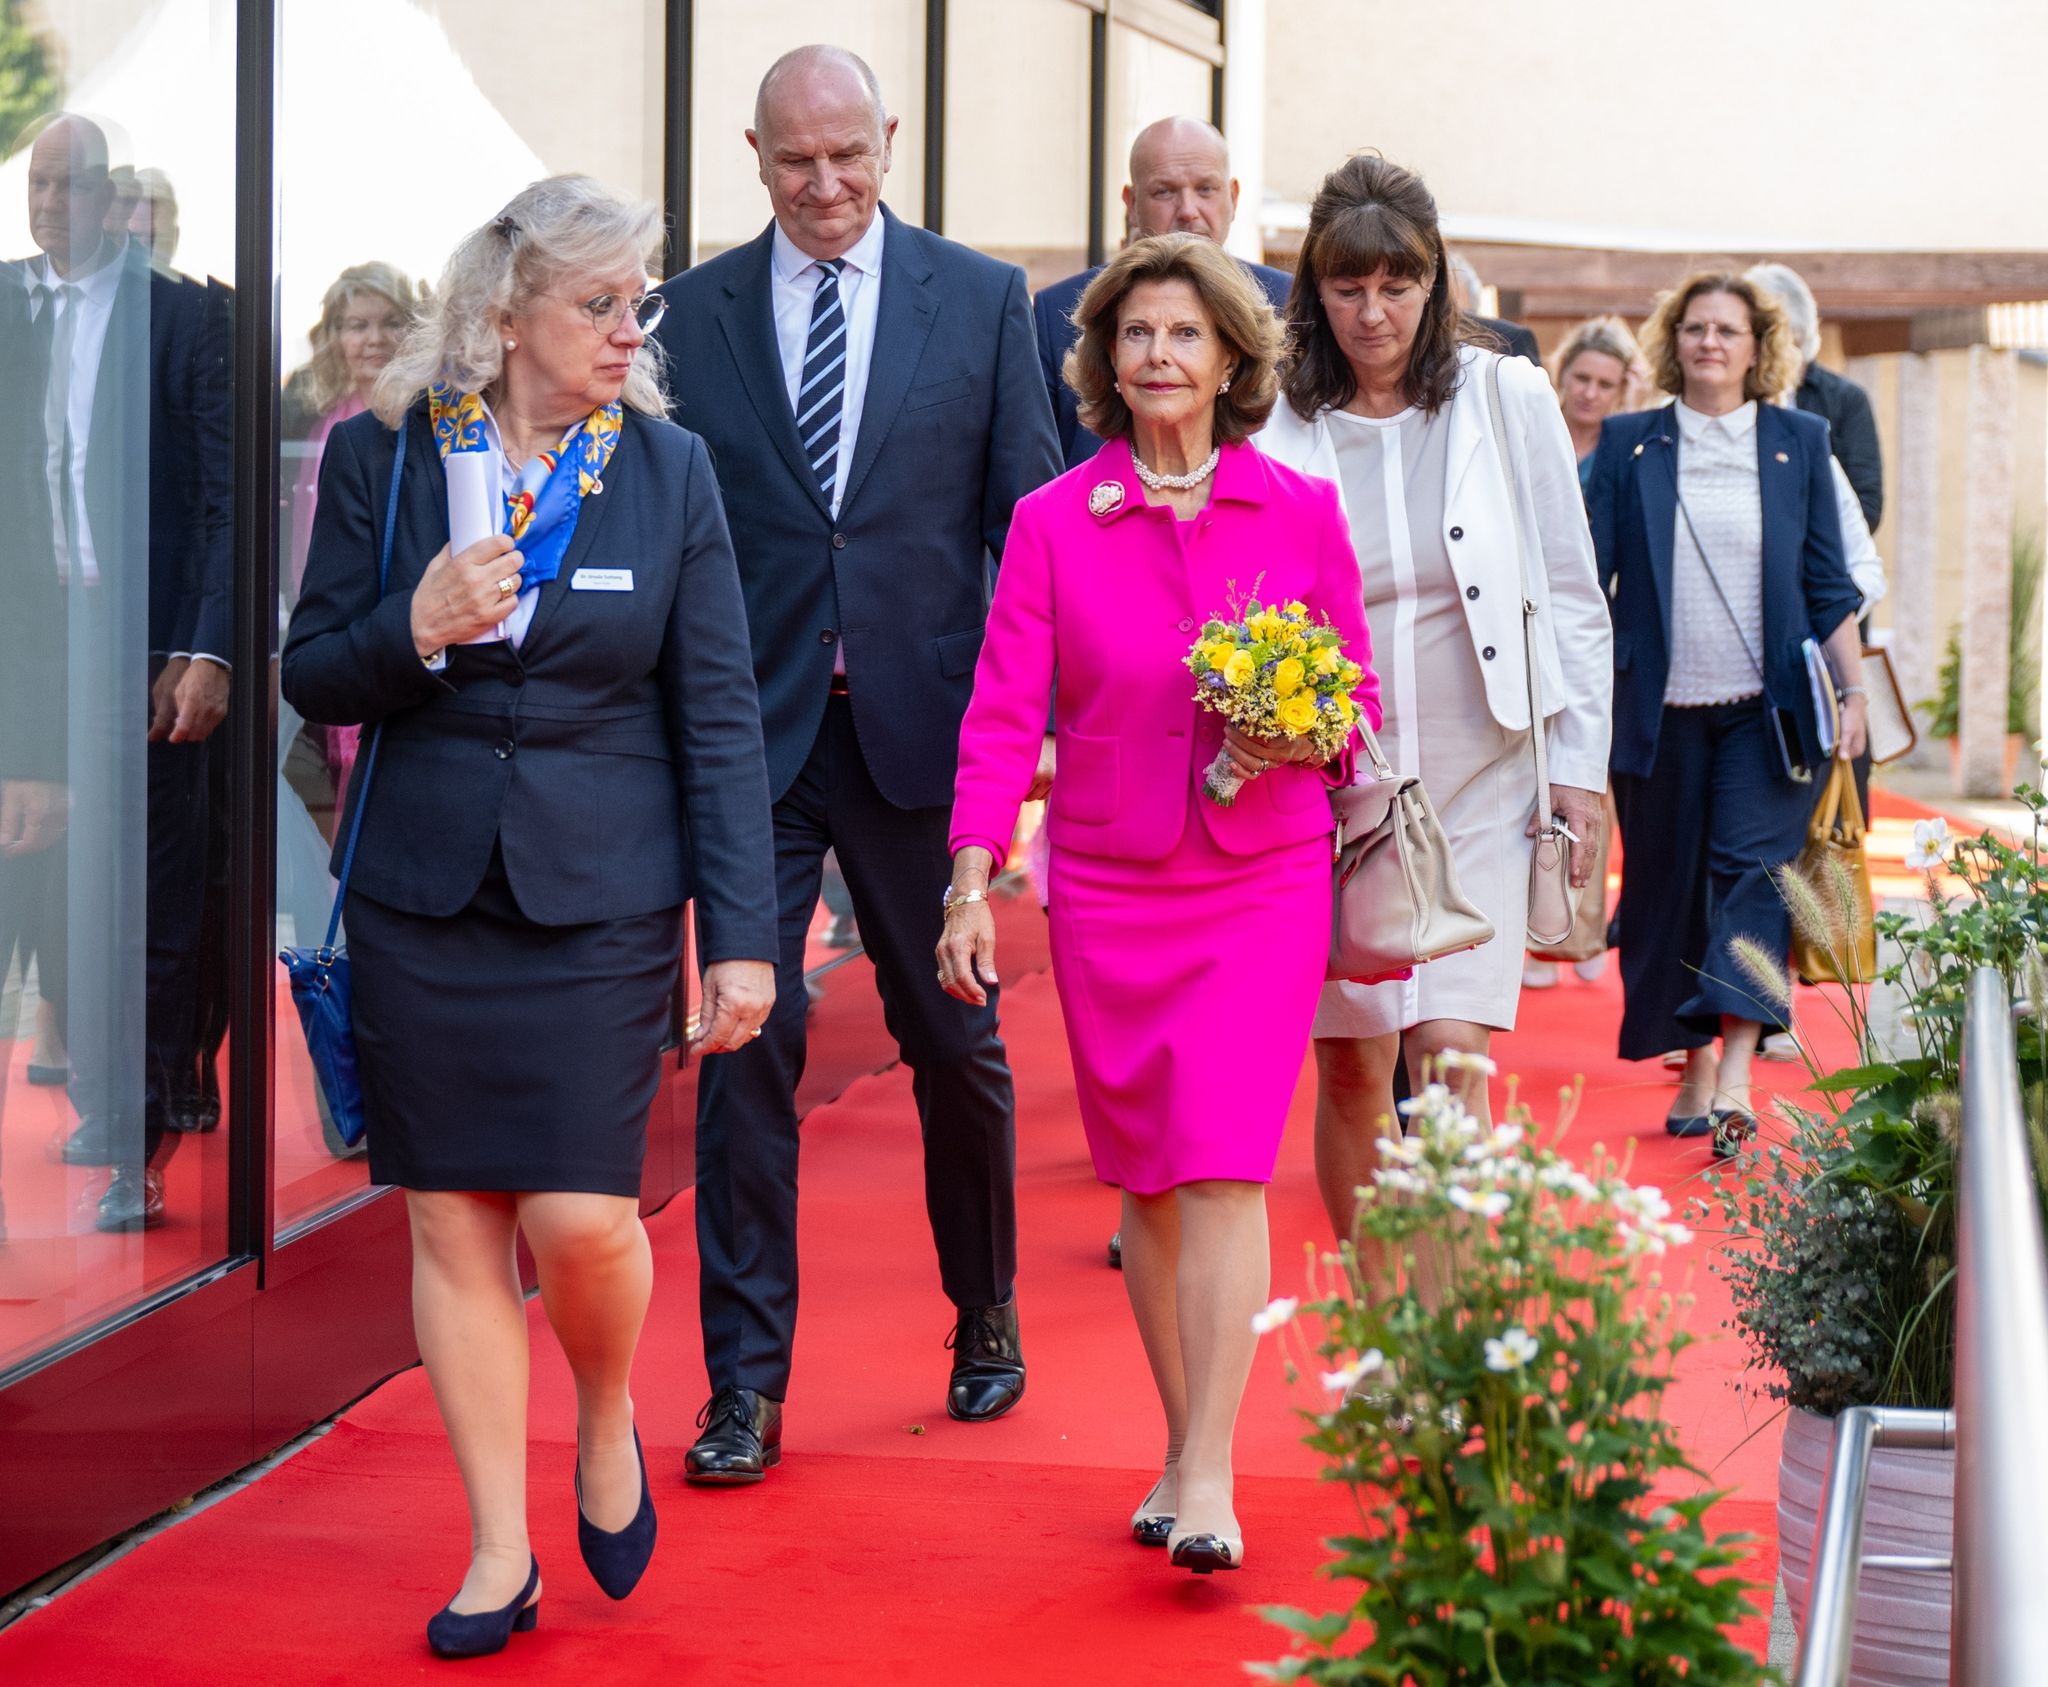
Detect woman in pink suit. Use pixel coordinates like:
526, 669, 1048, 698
938, 235, 1378, 1576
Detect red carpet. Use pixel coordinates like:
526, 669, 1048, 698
2, 814, 1916, 1680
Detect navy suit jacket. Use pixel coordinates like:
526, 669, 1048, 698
280, 406, 777, 961
654, 207, 1060, 811
1588, 402, 1862, 780
1033, 256, 1293, 473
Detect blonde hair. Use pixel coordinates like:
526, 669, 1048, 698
1638, 270, 1801, 407
1065, 234, 1283, 444
1550, 315, 1644, 408
372, 175, 667, 426
298, 262, 426, 415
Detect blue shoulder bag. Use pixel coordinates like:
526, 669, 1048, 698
279, 424, 407, 1149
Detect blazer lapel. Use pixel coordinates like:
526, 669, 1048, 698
1441, 347, 1488, 516
1755, 403, 1798, 596
516, 418, 628, 659
838, 205, 936, 516
715, 224, 831, 519
1634, 412, 1679, 651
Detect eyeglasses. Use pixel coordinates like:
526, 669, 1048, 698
566, 290, 667, 336
1677, 321, 1752, 345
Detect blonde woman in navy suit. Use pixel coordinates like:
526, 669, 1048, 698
1588, 271, 1867, 1154
283, 177, 777, 1656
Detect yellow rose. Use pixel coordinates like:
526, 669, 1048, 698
1313, 646, 1344, 676
1202, 640, 1236, 671
1223, 649, 1257, 689
1336, 691, 1358, 722
1273, 656, 1306, 697
1276, 693, 1319, 734
1284, 599, 1310, 619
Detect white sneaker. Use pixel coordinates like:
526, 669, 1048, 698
1759, 1032, 1800, 1062
1523, 960, 1559, 990
1572, 955, 1608, 983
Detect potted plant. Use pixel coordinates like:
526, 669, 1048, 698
1255, 1066, 1768, 1686
1922, 525, 2041, 791
1706, 791, 2048, 1686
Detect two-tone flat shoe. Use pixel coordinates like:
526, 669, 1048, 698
577, 1427, 657, 1599
1664, 1113, 1713, 1138
1711, 1110, 1757, 1160
1168, 1529, 1244, 1574
426, 1556, 540, 1659
1130, 1475, 1174, 1546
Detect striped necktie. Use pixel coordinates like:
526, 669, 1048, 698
797, 258, 846, 505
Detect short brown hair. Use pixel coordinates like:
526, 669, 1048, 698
1282, 154, 1484, 421
1639, 271, 1802, 405
1063, 233, 1283, 445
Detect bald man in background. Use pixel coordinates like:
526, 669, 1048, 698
1033, 117, 1292, 472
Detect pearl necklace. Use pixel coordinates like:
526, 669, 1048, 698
1130, 445, 1220, 492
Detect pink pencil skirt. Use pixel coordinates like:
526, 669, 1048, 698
1045, 789, 1331, 1195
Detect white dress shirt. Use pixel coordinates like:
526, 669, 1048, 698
1666, 399, 1766, 707
770, 213, 884, 521
25, 238, 126, 589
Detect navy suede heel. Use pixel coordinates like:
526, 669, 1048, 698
426, 1556, 540, 1659
577, 1427, 657, 1600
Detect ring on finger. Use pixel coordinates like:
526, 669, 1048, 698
496, 574, 519, 598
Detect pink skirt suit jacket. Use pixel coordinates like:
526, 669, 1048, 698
950, 438, 1380, 1193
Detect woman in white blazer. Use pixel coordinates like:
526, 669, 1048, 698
1259, 156, 1612, 1245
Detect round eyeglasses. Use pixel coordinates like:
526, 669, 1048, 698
568, 290, 667, 336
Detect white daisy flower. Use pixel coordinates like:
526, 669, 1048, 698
1448, 1185, 1510, 1219
1321, 1349, 1386, 1394
1483, 1327, 1539, 1372
1250, 1296, 1299, 1335
1904, 816, 1952, 872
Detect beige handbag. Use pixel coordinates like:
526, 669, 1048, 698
1328, 719, 1495, 982
1483, 355, 1578, 949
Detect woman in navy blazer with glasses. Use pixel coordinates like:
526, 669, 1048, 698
1589, 269, 1866, 1157
283, 178, 776, 1657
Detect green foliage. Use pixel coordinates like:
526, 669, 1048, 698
0, 0, 60, 161
1921, 524, 2042, 739
1713, 789, 2048, 1412
1257, 1072, 1769, 1686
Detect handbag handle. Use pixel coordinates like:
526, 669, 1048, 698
1481, 356, 1556, 825
317, 424, 407, 956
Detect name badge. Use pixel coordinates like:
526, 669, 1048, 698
570, 568, 633, 592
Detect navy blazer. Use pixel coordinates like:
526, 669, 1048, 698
654, 207, 1060, 811
279, 405, 777, 962
1033, 256, 1293, 473
1588, 402, 1862, 780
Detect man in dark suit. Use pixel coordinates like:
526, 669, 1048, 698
1746, 263, 1884, 530
654, 46, 1060, 1481
1034, 117, 1291, 474
2, 116, 232, 1232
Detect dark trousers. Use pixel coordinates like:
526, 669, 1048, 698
1611, 700, 1814, 1061
693, 696, 1018, 1398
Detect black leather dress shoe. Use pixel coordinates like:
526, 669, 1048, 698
61, 1114, 123, 1166
96, 1167, 165, 1233
946, 1299, 1025, 1422
684, 1387, 782, 1485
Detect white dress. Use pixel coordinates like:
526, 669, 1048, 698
1311, 404, 1536, 1040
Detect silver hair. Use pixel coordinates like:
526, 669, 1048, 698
372, 175, 667, 427
1745, 261, 1822, 365
753, 44, 886, 141
1446, 250, 1484, 312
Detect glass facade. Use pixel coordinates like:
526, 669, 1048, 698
0, 0, 237, 1373
0, 0, 1229, 1598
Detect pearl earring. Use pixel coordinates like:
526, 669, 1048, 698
503, 338, 517, 351
1218, 379, 1232, 394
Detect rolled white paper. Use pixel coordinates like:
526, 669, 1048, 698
445, 450, 511, 645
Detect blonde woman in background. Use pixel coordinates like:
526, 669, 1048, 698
1524, 315, 1643, 992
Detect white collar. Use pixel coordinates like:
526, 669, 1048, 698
27, 236, 129, 303
1675, 398, 1757, 442
770, 212, 885, 286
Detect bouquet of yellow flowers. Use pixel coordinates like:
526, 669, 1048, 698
1184, 584, 1364, 806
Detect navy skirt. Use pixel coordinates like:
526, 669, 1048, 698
347, 844, 683, 1196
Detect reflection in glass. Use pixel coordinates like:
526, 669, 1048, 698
0, 0, 236, 1372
